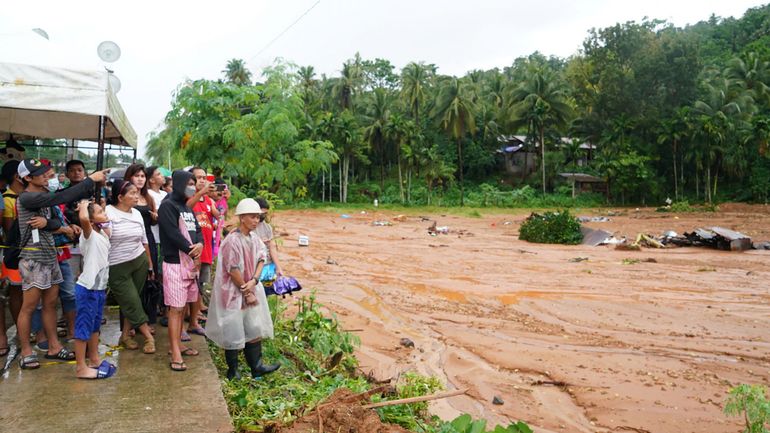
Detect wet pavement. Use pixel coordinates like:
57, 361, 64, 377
0, 308, 233, 433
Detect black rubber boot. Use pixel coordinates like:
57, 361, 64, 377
243, 341, 280, 378
224, 349, 241, 380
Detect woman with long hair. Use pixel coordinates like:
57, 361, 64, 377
124, 164, 160, 326
106, 179, 156, 354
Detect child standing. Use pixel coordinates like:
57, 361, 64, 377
74, 199, 116, 379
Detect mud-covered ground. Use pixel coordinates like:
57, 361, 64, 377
274, 204, 770, 433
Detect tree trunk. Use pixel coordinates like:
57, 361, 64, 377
457, 138, 464, 206
397, 144, 404, 203
705, 166, 712, 204
695, 170, 700, 201
339, 162, 343, 202
540, 126, 546, 196
407, 168, 412, 204
712, 165, 719, 201
672, 140, 678, 201
343, 154, 351, 203
322, 169, 325, 202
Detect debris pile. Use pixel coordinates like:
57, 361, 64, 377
664, 227, 752, 251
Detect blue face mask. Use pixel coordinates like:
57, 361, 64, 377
47, 178, 60, 192
185, 185, 196, 198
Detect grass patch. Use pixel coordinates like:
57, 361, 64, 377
519, 210, 583, 245
211, 294, 533, 433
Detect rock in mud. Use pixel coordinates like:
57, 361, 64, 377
399, 338, 415, 348
492, 395, 504, 405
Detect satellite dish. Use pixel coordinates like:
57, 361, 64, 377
97, 41, 121, 63
31, 28, 49, 40
108, 74, 121, 93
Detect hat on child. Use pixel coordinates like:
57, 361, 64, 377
234, 198, 264, 216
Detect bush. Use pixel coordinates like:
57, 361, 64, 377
519, 210, 583, 244
724, 384, 770, 433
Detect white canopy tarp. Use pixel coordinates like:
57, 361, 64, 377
0, 62, 136, 148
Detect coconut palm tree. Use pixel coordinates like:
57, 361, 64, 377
431, 77, 477, 206
693, 76, 754, 202
222, 58, 252, 86
506, 66, 573, 195
362, 88, 392, 190
401, 62, 434, 124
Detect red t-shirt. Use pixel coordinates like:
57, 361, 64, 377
193, 196, 216, 264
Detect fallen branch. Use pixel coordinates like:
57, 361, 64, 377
317, 385, 392, 410
361, 389, 468, 409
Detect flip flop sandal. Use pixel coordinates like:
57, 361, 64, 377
167, 347, 199, 357
0, 347, 9, 357
57, 328, 67, 338
187, 328, 206, 336
44, 347, 75, 361
19, 354, 40, 369
79, 361, 117, 380
169, 361, 187, 372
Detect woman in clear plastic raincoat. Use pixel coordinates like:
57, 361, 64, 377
205, 198, 280, 379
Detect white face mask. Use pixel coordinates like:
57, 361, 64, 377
47, 178, 60, 192
184, 185, 196, 198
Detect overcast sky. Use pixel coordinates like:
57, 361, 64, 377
1, 0, 766, 159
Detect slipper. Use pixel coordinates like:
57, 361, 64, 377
79, 361, 116, 380
19, 354, 40, 369
167, 347, 199, 357
187, 327, 206, 336
57, 328, 67, 338
181, 331, 191, 342
169, 361, 187, 372
0, 347, 9, 357
44, 347, 75, 361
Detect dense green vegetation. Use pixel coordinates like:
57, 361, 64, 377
147, 5, 770, 207
518, 210, 583, 244
213, 294, 532, 432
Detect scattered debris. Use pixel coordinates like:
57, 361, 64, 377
578, 216, 611, 223
340, 214, 351, 219
753, 241, 770, 250
664, 226, 752, 251
373, 221, 393, 226
399, 338, 415, 348
393, 215, 408, 222
298, 235, 310, 246
427, 222, 449, 236
569, 257, 589, 263
428, 244, 449, 248
698, 267, 717, 272
492, 396, 504, 405
581, 227, 613, 246
419, 216, 432, 222
503, 221, 512, 225
326, 257, 338, 265
517, 249, 537, 255
622, 258, 641, 265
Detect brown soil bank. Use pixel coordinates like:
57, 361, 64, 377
275, 205, 770, 433
281, 389, 410, 433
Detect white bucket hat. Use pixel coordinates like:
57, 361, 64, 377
234, 198, 264, 215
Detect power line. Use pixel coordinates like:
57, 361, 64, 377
249, 0, 321, 62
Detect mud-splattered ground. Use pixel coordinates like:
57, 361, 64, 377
274, 204, 770, 433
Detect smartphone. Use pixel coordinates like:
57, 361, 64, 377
215, 184, 226, 192
206, 175, 215, 182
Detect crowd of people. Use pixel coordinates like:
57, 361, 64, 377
0, 158, 282, 380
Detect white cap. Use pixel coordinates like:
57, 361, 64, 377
234, 198, 264, 216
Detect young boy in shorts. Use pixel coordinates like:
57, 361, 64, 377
74, 199, 116, 379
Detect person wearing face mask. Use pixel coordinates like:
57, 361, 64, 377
158, 170, 203, 371
15, 159, 107, 369
105, 180, 156, 355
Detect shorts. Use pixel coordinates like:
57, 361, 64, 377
58, 261, 76, 313
1, 263, 22, 286
19, 259, 64, 291
74, 284, 106, 340
163, 262, 199, 308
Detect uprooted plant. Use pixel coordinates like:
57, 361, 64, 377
519, 210, 583, 244
724, 384, 770, 433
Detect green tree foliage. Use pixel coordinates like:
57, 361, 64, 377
519, 210, 583, 244
148, 5, 770, 206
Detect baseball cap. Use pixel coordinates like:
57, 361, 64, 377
17, 158, 52, 178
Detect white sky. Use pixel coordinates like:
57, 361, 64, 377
1, 0, 766, 158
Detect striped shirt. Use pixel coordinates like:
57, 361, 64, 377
105, 205, 148, 266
